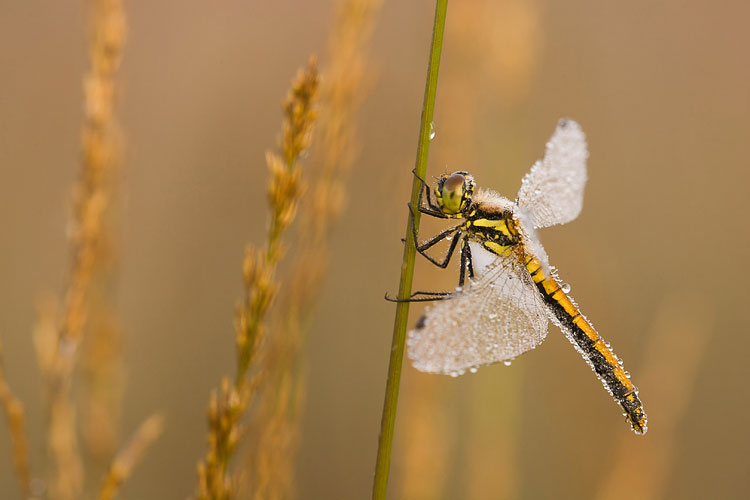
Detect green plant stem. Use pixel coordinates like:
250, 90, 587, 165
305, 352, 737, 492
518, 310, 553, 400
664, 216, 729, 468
372, 1, 448, 498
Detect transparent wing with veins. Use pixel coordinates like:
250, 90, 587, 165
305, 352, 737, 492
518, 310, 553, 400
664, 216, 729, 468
407, 246, 549, 375
516, 118, 588, 229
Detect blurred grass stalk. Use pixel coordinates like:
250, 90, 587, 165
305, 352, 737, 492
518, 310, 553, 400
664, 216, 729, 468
29, 1, 162, 499
243, 0, 383, 498
195, 59, 319, 500
82, 285, 125, 465
33, 0, 127, 498
398, 375, 452, 500
0, 339, 32, 496
372, 1, 448, 499
80, 0, 129, 472
97, 414, 165, 500
595, 292, 713, 500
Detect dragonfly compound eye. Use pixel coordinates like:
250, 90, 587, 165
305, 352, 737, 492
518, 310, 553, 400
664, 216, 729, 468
436, 171, 473, 215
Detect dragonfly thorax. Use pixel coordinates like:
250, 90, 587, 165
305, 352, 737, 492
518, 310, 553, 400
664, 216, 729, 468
465, 206, 520, 248
462, 190, 522, 249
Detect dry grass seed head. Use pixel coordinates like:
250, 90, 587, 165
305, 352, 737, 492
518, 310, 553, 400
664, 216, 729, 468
0, 339, 32, 496
97, 414, 164, 500
281, 58, 319, 165
240, 2, 382, 498
196, 58, 319, 500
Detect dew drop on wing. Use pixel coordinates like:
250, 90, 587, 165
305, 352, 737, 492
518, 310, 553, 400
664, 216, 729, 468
503, 360, 512, 367
561, 283, 571, 293
469, 367, 478, 373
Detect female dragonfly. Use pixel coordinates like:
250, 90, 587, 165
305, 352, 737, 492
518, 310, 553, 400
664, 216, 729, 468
399, 119, 646, 434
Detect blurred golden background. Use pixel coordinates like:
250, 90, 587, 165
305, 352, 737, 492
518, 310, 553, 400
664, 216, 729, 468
1, 0, 749, 499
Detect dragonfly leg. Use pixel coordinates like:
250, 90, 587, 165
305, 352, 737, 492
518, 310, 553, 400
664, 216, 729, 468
415, 200, 447, 219
409, 291, 451, 297
384, 290, 451, 303
458, 236, 475, 288
466, 239, 475, 279
407, 203, 462, 268
413, 168, 444, 215
387, 178, 467, 303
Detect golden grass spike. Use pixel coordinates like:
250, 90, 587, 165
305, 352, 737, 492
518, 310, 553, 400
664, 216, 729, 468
0, 339, 32, 497
97, 414, 164, 500
242, 2, 383, 498
30, 1, 127, 498
196, 58, 319, 500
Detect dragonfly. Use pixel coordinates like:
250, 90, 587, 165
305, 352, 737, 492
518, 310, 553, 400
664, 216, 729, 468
396, 119, 647, 434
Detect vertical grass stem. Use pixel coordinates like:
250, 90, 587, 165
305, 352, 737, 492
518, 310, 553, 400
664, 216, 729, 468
372, 1, 448, 498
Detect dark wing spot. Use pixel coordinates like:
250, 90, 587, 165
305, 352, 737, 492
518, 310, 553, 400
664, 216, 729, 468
415, 314, 426, 330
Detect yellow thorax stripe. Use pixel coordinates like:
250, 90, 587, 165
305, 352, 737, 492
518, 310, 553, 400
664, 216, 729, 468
470, 218, 513, 237
482, 241, 510, 255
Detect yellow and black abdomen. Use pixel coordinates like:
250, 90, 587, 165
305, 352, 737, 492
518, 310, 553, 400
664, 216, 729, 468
526, 256, 648, 434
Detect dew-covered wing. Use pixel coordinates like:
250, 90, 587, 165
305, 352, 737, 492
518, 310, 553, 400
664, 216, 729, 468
407, 248, 549, 375
516, 119, 588, 229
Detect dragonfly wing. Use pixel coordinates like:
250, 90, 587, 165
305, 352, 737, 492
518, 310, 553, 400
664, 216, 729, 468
407, 247, 549, 375
516, 119, 588, 229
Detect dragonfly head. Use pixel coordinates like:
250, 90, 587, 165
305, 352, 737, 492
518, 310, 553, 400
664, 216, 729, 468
435, 171, 475, 216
